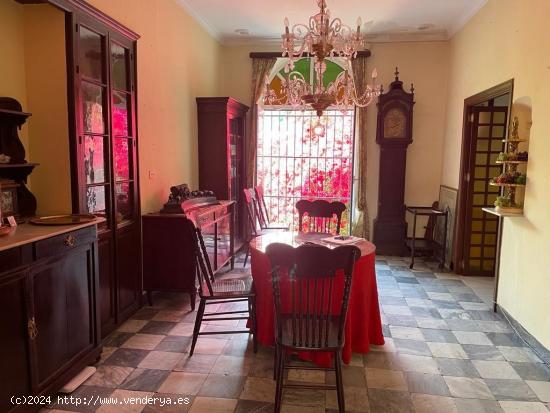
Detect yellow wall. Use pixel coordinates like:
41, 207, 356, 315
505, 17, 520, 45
219, 42, 450, 236
87, 0, 222, 213
0, 0, 29, 152
442, 0, 550, 348
23, 4, 71, 215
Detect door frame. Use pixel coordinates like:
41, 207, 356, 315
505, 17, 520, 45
454, 79, 514, 275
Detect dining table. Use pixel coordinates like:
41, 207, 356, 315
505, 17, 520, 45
250, 231, 384, 367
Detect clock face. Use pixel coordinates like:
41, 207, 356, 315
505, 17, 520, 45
383, 108, 406, 138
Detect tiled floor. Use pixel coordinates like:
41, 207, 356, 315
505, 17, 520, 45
42, 255, 550, 413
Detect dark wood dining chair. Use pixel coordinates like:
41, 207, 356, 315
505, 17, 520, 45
189, 222, 258, 356
296, 199, 346, 234
254, 184, 271, 229
266, 242, 361, 413
242, 187, 287, 266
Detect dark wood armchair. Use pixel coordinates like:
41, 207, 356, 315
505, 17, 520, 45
296, 199, 346, 234
266, 243, 361, 413
188, 223, 257, 356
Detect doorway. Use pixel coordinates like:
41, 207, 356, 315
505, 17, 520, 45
455, 80, 514, 276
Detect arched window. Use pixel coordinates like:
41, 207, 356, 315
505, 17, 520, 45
257, 58, 355, 234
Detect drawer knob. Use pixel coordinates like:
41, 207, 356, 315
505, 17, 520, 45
28, 317, 38, 340
64, 234, 76, 247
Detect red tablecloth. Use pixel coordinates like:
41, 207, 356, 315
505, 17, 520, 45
250, 232, 384, 366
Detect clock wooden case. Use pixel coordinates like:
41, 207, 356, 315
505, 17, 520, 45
373, 69, 415, 255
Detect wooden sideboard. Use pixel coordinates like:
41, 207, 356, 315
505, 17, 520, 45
0, 220, 102, 413
142, 200, 236, 310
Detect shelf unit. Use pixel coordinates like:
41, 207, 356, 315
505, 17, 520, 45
485, 116, 528, 217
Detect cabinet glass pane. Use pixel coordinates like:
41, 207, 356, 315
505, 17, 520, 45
111, 43, 128, 91
86, 185, 108, 216
84, 135, 107, 184
113, 91, 129, 136
114, 138, 131, 181
115, 182, 133, 221
82, 82, 105, 134
79, 26, 103, 81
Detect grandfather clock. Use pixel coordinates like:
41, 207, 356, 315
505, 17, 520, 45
373, 68, 415, 255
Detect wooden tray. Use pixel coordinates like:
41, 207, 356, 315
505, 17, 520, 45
29, 214, 96, 226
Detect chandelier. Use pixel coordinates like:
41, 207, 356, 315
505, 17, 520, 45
263, 0, 381, 130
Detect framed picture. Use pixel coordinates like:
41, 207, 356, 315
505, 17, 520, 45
435, 185, 458, 270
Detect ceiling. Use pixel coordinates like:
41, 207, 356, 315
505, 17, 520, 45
177, 0, 487, 44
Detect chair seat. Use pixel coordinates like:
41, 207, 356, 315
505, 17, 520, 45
202, 276, 254, 298
278, 314, 344, 350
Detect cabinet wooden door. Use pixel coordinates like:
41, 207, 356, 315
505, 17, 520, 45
69, 15, 141, 336
29, 246, 95, 391
0, 269, 31, 413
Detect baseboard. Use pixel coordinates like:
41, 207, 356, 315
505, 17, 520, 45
496, 304, 550, 366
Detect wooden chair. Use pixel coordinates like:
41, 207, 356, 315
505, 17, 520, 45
266, 243, 361, 413
242, 187, 287, 266
296, 199, 346, 234
189, 222, 258, 356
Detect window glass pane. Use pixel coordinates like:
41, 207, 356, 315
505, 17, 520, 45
491, 140, 503, 152
114, 138, 131, 181
115, 182, 133, 221
492, 126, 505, 138
489, 153, 499, 164
475, 153, 488, 165
471, 220, 483, 232
79, 26, 103, 81
486, 220, 498, 232
84, 135, 107, 184
474, 180, 486, 193
478, 112, 491, 123
485, 234, 496, 245
86, 185, 108, 216
469, 260, 481, 270
471, 233, 482, 244
475, 167, 487, 179
470, 247, 481, 258
82, 82, 105, 134
493, 112, 506, 124
113, 91, 130, 136
483, 260, 495, 271
490, 167, 502, 177
473, 194, 486, 206
476, 140, 489, 151
477, 126, 490, 137
111, 43, 128, 91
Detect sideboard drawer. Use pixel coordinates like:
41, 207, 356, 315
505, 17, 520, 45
34, 227, 96, 260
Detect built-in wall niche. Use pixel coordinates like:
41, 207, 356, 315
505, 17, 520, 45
483, 96, 531, 217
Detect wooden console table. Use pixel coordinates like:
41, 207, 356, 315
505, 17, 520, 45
142, 200, 237, 310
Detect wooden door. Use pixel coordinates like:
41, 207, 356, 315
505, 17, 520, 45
462, 106, 507, 275
0, 269, 31, 413
30, 245, 95, 390
69, 16, 141, 335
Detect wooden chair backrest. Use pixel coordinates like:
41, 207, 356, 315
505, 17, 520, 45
243, 188, 261, 236
188, 220, 215, 296
266, 243, 360, 349
254, 185, 270, 229
296, 199, 346, 234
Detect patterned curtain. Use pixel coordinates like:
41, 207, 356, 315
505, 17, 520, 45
246, 57, 277, 187
351, 56, 371, 240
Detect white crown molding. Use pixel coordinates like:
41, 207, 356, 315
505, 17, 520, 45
175, 0, 222, 42
448, 0, 488, 37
